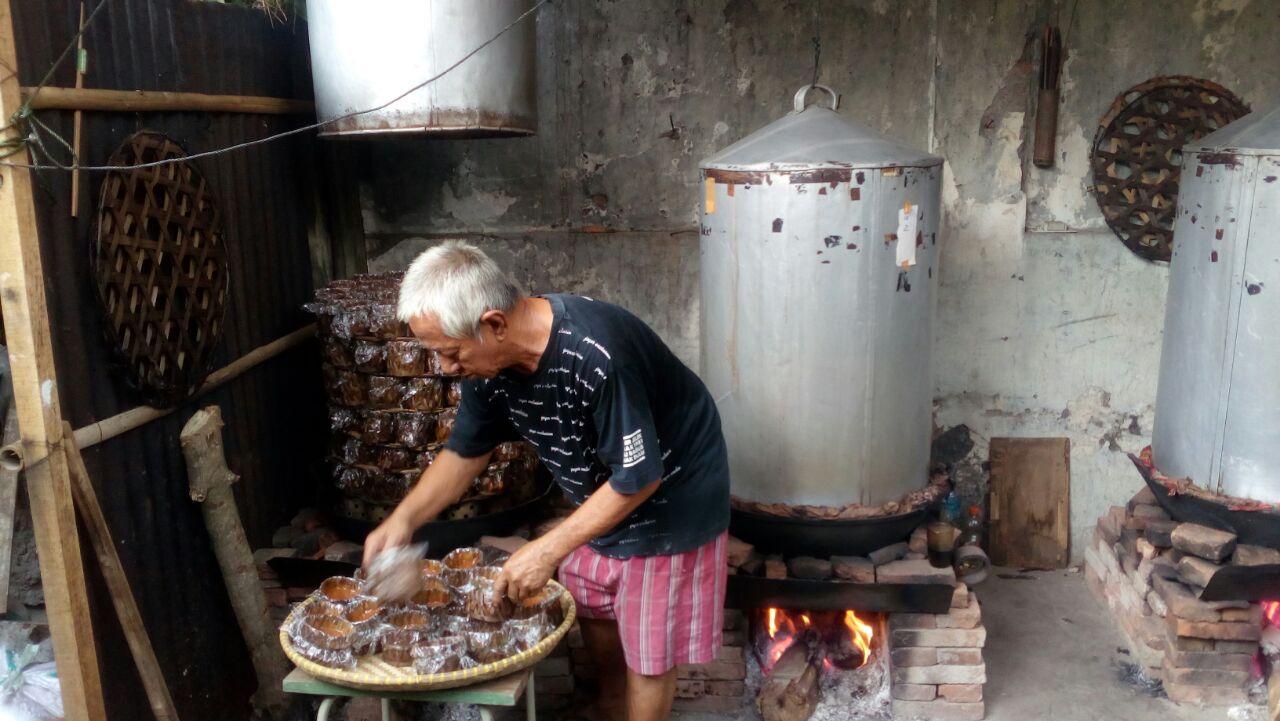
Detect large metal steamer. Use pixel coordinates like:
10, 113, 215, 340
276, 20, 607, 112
306, 0, 537, 137
1153, 103, 1280, 506
699, 86, 943, 555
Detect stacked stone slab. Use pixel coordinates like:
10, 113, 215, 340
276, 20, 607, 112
888, 583, 987, 721
1084, 488, 1263, 707
730, 526, 951, 584
564, 609, 748, 714
306, 274, 541, 523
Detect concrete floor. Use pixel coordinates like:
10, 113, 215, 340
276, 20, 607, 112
975, 568, 1258, 721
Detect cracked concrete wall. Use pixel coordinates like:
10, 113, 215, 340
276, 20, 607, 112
361, 0, 1280, 560
932, 0, 1280, 560
361, 0, 934, 365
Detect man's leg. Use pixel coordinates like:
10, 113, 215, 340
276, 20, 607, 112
625, 667, 677, 721
580, 618, 628, 721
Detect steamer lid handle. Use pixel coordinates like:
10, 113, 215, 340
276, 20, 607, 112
794, 84, 840, 113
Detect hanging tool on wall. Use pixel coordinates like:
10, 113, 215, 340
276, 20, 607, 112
1033, 24, 1062, 168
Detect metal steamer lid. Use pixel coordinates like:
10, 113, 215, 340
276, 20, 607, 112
700, 85, 942, 172
1186, 101, 1280, 156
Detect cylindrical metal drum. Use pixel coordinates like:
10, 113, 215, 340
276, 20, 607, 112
1153, 103, 1280, 504
306, 0, 537, 138
699, 86, 944, 508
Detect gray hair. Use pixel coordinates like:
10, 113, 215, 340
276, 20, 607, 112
396, 240, 521, 339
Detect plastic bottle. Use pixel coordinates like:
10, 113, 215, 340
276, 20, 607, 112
942, 491, 962, 523
960, 505, 984, 548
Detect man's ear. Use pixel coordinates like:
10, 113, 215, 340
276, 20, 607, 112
479, 309, 509, 340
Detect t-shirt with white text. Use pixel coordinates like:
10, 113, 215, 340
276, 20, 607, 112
444, 294, 730, 558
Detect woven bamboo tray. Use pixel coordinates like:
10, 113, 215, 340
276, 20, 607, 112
279, 581, 576, 691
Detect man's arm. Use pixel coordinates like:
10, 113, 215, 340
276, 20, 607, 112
362, 448, 493, 566
497, 476, 661, 601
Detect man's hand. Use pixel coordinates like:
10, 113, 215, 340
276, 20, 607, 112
496, 539, 560, 602
362, 514, 414, 568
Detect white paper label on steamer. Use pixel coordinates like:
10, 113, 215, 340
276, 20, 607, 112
896, 206, 918, 268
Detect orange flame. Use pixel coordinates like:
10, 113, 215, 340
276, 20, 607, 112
1264, 600, 1280, 627
845, 610, 875, 665
761, 608, 877, 670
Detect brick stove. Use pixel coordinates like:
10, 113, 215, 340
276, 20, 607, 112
1084, 451, 1279, 708
533, 523, 991, 721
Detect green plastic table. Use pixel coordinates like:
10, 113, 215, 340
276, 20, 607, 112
283, 666, 536, 721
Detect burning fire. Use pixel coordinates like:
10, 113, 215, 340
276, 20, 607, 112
845, 610, 875, 661
1264, 600, 1280, 627
761, 607, 876, 670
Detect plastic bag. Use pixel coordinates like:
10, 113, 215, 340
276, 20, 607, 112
322, 337, 353, 368
395, 412, 435, 449
0, 645, 62, 721
367, 376, 403, 409
435, 408, 458, 444
364, 543, 430, 603
445, 379, 463, 408
367, 304, 400, 340
402, 377, 444, 411
329, 406, 359, 433
386, 340, 426, 377
353, 341, 387, 374
361, 412, 395, 444
375, 447, 412, 472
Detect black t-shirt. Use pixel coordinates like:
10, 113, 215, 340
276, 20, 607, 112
445, 294, 730, 558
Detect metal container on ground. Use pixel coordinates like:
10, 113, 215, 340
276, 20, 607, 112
698, 85, 944, 508
306, 0, 537, 137
1153, 103, 1280, 504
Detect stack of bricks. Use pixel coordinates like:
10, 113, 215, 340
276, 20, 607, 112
1084, 487, 1267, 706
565, 609, 747, 715
887, 583, 987, 721
254, 546, 297, 627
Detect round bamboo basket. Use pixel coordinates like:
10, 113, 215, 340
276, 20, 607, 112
280, 580, 577, 691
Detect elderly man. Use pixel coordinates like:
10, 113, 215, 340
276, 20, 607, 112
364, 240, 730, 721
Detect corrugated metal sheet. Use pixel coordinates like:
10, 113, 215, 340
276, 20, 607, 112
11, 2, 326, 719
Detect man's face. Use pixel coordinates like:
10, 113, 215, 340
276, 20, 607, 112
408, 314, 505, 379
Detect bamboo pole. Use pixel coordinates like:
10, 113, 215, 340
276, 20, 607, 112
0, 0, 106, 717
69, 1, 86, 217
64, 422, 180, 721
21, 86, 315, 115
0, 324, 315, 470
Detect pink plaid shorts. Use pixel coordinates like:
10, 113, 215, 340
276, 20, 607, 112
557, 532, 728, 675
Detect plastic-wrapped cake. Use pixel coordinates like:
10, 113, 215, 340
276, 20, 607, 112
306, 274, 542, 523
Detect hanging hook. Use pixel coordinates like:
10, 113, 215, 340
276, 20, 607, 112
793, 85, 840, 113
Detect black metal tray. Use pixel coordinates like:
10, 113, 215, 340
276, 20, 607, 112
332, 484, 556, 559
726, 575, 953, 614
729, 504, 933, 558
1131, 454, 1280, 550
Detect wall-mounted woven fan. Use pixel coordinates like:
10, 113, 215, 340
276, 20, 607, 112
1090, 76, 1249, 263
93, 131, 229, 407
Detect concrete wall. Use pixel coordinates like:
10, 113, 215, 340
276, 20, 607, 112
359, 0, 1280, 559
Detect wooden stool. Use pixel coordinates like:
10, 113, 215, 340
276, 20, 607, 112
283, 666, 537, 721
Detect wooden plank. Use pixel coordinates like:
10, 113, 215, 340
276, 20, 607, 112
63, 422, 179, 721
0, 405, 20, 612
988, 437, 1071, 569
282, 667, 531, 706
0, 1, 106, 718
21, 86, 315, 115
